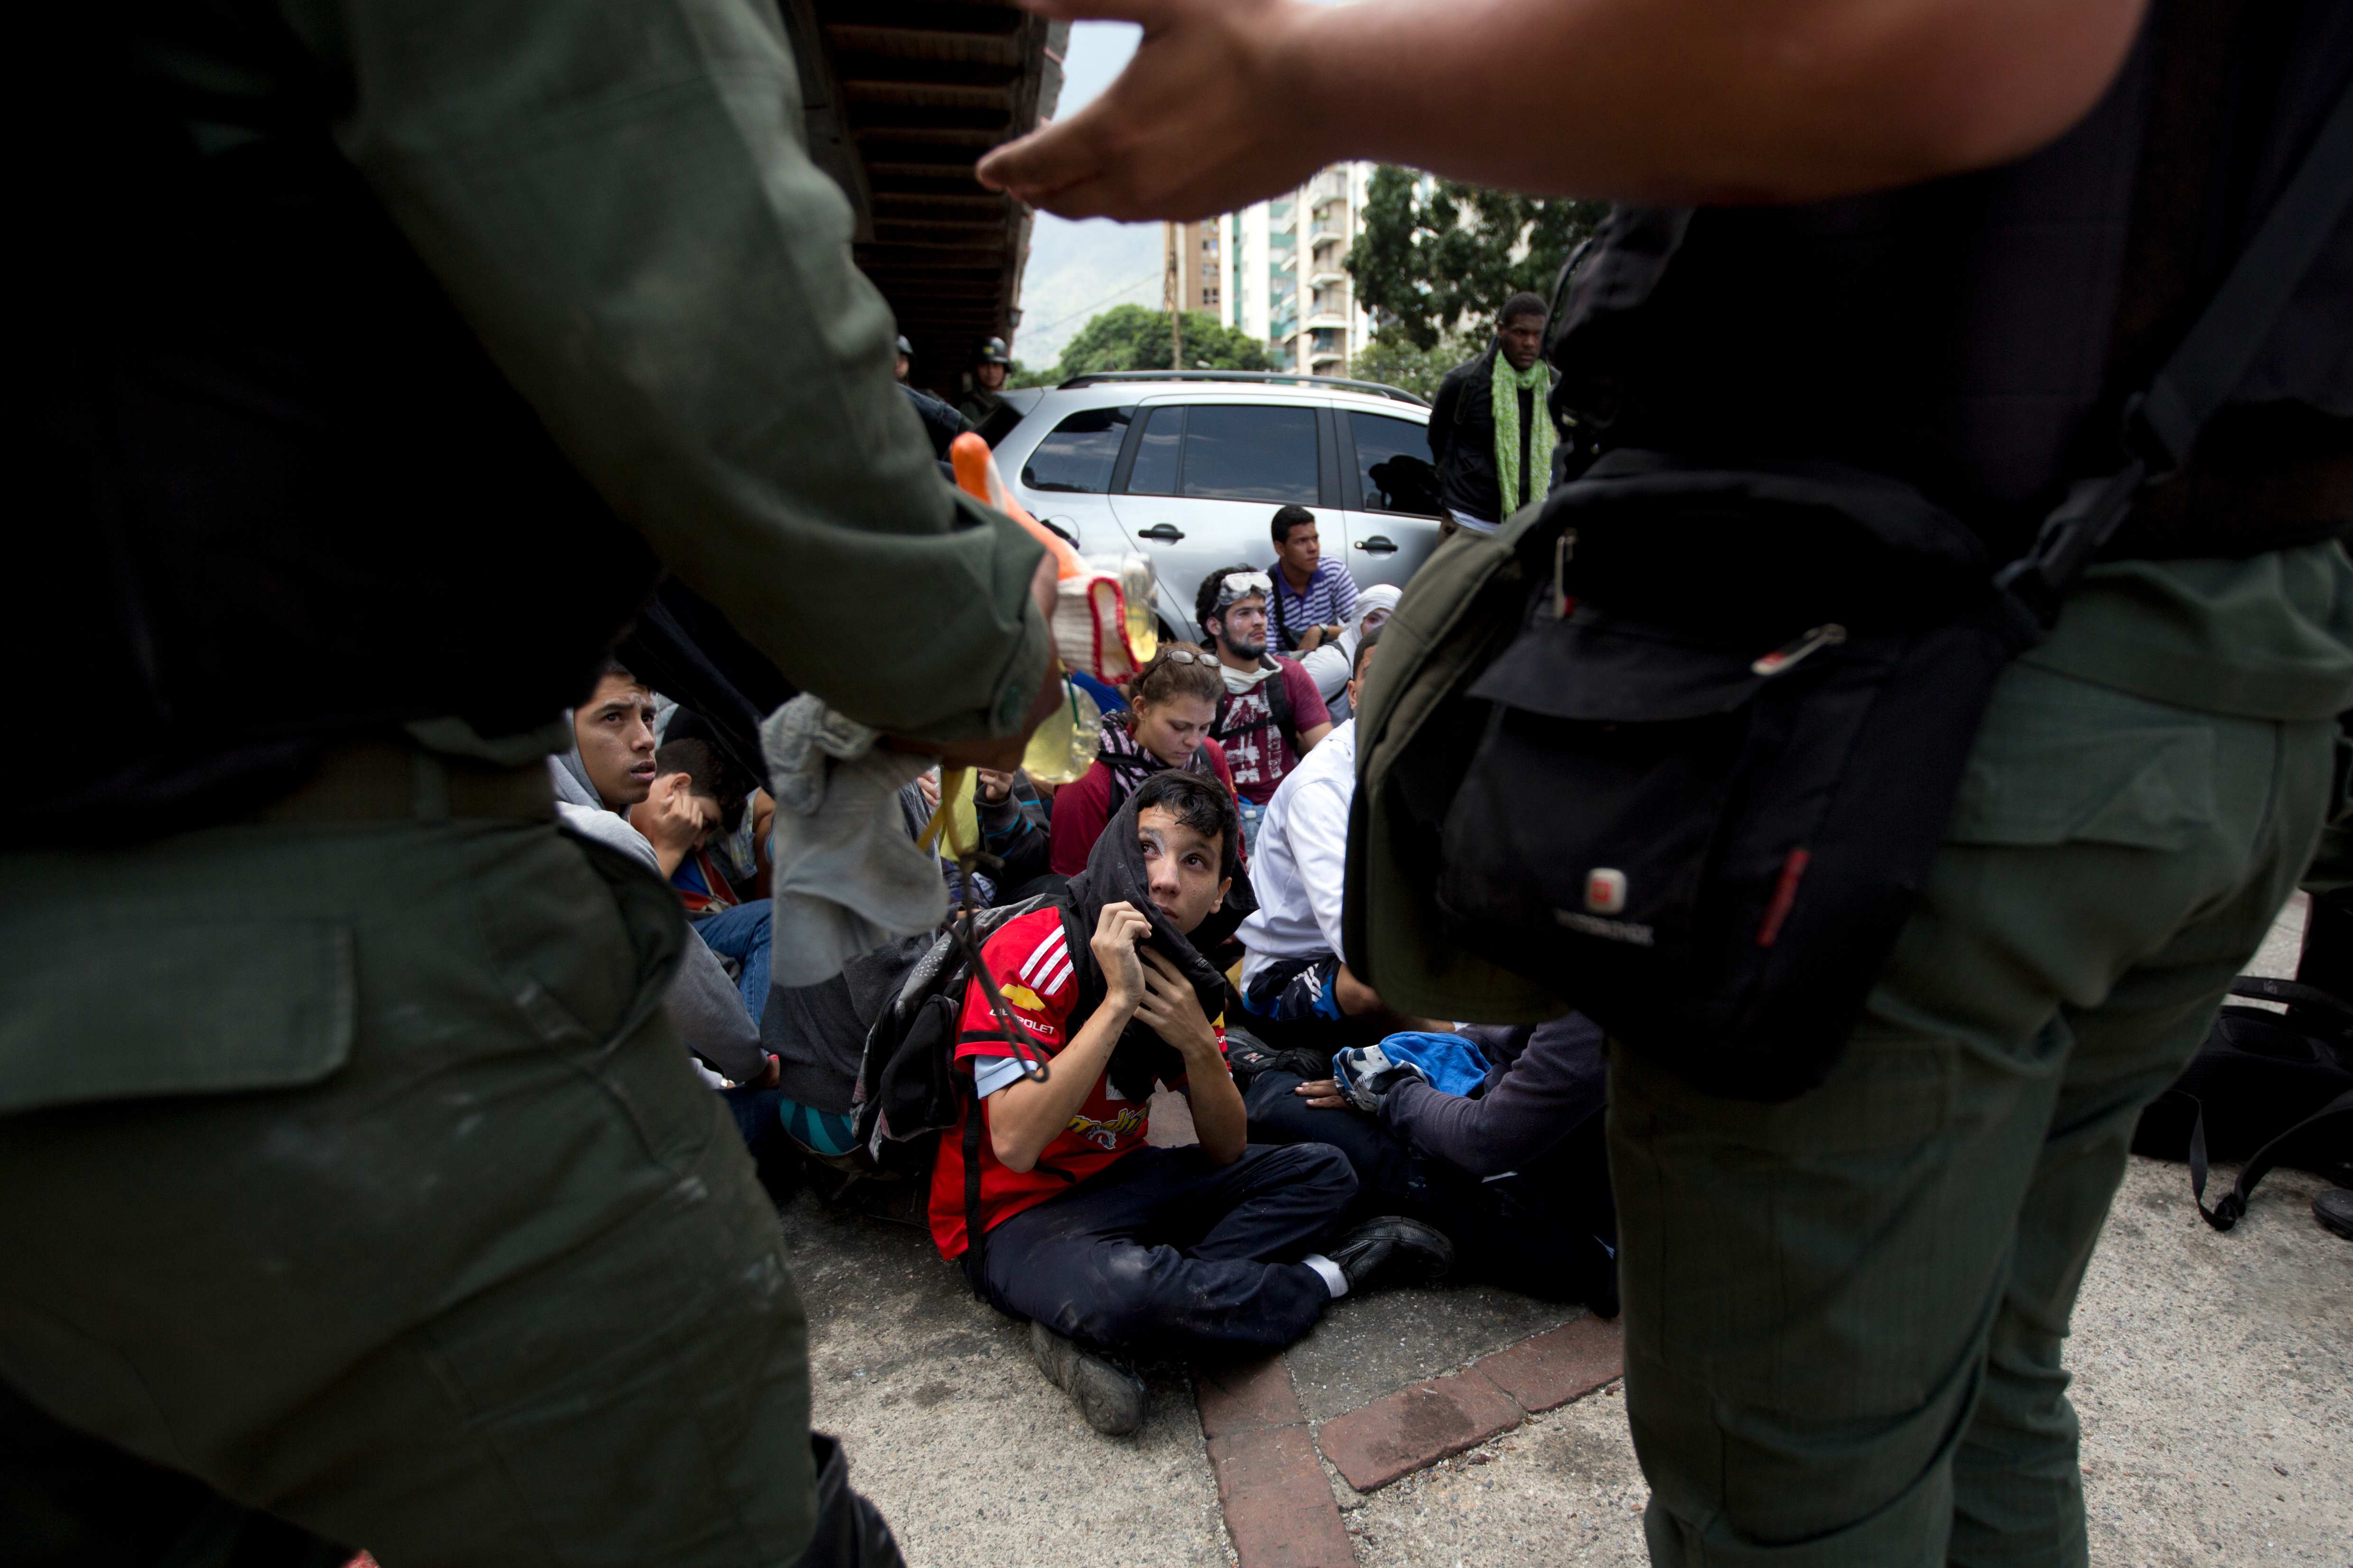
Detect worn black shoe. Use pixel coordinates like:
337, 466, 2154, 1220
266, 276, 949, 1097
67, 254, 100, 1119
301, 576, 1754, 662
1330, 1216, 1454, 1293
1029, 1320, 1148, 1436
2315, 1187, 2353, 1241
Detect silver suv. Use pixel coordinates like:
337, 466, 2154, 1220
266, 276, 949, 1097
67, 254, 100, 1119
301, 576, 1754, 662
991, 372, 1444, 643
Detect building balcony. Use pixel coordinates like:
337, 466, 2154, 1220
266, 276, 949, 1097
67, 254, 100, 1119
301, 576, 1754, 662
1307, 348, 1347, 371
1308, 265, 1346, 288
1304, 309, 1351, 331
1306, 225, 1344, 250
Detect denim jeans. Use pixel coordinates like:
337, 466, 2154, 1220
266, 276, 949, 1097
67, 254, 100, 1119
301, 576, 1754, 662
694, 899, 773, 1027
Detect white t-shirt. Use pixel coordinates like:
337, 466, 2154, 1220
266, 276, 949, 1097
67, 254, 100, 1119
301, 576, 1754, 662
1235, 719, 1357, 992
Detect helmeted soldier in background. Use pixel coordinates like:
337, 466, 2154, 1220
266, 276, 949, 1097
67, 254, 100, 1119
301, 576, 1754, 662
9, 3, 1058, 1564
960, 334, 1015, 428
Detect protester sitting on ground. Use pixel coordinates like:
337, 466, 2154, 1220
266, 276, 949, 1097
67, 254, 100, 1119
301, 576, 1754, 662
1263, 504, 1358, 655
903, 764, 1056, 907
630, 738, 780, 1030
930, 773, 1451, 1436
1428, 292, 1555, 537
1195, 567, 1332, 852
1233, 632, 1436, 1049
1234, 1014, 1620, 1316
1293, 583, 1399, 724
1049, 643, 1240, 877
547, 670, 776, 1101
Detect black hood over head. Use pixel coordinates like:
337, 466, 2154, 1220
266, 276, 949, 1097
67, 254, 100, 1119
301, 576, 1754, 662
1059, 789, 1255, 1101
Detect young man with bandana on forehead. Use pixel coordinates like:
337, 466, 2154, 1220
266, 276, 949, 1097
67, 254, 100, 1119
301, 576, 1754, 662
1194, 565, 1333, 856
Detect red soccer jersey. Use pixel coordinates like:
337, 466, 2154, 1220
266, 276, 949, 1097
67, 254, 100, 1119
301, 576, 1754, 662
927, 905, 1216, 1258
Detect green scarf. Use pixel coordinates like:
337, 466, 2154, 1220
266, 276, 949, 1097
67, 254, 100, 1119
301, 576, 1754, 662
1490, 354, 1555, 515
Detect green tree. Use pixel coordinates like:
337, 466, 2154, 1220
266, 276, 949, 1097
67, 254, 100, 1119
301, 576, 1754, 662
1048, 304, 1274, 380
1349, 328, 1480, 403
1345, 166, 1607, 350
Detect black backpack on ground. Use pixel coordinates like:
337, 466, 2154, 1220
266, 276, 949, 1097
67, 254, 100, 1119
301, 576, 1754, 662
851, 895, 1056, 1179
2133, 889, 2353, 1230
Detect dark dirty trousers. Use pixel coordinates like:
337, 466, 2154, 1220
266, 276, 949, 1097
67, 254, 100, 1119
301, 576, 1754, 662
0, 810, 820, 1567
1610, 657, 2336, 1567
975, 1142, 1355, 1357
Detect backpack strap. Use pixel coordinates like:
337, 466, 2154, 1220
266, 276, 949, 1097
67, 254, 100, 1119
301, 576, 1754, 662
1997, 72, 2353, 627
958, 1073, 990, 1300
1262, 658, 1298, 755
2227, 974, 2353, 1035
2189, 1086, 2353, 1232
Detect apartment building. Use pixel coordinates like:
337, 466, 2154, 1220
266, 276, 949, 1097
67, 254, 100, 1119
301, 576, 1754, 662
1161, 162, 1377, 375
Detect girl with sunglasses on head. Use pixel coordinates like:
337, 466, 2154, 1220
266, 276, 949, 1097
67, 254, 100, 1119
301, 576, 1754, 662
1048, 644, 1243, 877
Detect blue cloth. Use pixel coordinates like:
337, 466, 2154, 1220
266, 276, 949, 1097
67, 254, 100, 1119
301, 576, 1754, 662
1071, 670, 1128, 714
694, 899, 773, 1026
1343, 1032, 1491, 1098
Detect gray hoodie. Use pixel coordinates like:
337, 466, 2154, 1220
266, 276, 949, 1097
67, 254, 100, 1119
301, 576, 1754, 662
547, 715, 765, 1083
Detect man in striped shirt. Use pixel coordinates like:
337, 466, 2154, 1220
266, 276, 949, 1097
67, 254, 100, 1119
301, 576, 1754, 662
1264, 504, 1358, 655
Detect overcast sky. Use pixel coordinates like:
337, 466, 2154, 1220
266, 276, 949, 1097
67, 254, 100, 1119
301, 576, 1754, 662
1011, 23, 1153, 370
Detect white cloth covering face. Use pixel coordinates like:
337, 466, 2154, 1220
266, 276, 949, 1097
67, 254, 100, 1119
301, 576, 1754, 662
1295, 583, 1401, 705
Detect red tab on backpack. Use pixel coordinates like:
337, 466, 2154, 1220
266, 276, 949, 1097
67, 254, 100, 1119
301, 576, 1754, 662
1755, 849, 1811, 948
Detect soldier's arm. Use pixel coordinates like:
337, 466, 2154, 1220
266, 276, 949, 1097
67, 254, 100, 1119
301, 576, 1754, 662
281, 0, 1050, 745
979, 0, 2149, 218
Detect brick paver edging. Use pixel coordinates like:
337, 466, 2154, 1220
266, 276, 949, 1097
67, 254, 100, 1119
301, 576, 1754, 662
1315, 1315, 1623, 1495
1194, 1315, 1624, 1566
1196, 1357, 1357, 1568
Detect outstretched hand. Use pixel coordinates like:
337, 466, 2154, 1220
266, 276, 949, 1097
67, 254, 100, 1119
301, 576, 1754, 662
976, 0, 1328, 221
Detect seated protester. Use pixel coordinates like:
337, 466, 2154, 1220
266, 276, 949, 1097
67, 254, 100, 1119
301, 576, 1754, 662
1049, 644, 1240, 877
976, 767, 1059, 903
1238, 1015, 1620, 1317
633, 738, 778, 1029
548, 665, 778, 1104
661, 705, 775, 899
1293, 583, 1399, 725
1194, 566, 1332, 854
1262, 504, 1358, 656
1234, 632, 1435, 1049
903, 765, 1054, 907
931, 773, 1450, 1436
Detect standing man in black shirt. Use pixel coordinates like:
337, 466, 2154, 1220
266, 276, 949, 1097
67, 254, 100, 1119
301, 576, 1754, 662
1427, 292, 1553, 537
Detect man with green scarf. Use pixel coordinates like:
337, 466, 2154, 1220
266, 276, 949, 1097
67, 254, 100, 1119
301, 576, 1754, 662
1428, 293, 1556, 536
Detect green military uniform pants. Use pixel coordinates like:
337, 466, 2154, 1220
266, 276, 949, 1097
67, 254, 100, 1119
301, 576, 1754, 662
0, 807, 817, 1565
1609, 657, 2334, 1567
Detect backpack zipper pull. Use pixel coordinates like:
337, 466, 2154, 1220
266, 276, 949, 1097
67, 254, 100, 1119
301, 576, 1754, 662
1751, 623, 1846, 676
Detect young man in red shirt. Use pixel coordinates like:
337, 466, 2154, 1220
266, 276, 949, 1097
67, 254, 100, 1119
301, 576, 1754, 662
930, 771, 1450, 1434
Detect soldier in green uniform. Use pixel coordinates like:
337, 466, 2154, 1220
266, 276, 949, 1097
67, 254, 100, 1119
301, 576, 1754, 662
959, 336, 1015, 429
982, 1, 2351, 1564
9, 2, 1056, 1564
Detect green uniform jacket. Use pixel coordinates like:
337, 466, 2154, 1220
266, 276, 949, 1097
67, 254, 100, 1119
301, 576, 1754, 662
222, 0, 1050, 743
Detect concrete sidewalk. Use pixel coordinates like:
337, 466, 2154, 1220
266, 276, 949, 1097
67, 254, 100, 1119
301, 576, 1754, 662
786, 898, 2350, 1566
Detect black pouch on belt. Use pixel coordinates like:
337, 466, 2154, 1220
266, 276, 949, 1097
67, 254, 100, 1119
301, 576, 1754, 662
1434, 457, 2034, 1099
